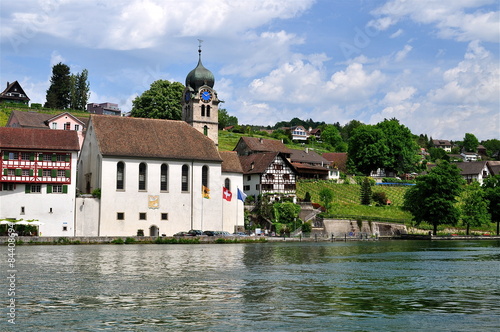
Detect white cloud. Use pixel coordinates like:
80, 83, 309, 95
326, 63, 386, 101
390, 29, 404, 38
50, 51, 65, 66
394, 45, 412, 62
368, 0, 500, 43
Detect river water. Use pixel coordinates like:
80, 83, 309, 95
2, 240, 499, 331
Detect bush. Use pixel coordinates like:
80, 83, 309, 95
125, 237, 136, 244
304, 192, 312, 202
92, 188, 101, 199
301, 221, 312, 233
372, 191, 388, 206
111, 238, 124, 244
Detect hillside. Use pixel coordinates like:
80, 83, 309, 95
0, 105, 90, 127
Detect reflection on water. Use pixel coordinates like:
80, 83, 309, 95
3, 241, 500, 331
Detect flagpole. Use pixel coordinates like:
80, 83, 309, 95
222, 186, 224, 232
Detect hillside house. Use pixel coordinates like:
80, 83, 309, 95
433, 139, 452, 152
86, 102, 122, 116
322, 152, 348, 180
455, 161, 490, 184
0, 81, 30, 105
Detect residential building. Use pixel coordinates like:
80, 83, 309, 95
322, 152, 348, 180
289, 148, 330, 179
460, 152, 479, 162
86, 102, 121, 116
0, 128, 80, 236
433, 139, 452, 152
290, 125, 308, 141
0, 81, 30, 105
454, 161, 490, 184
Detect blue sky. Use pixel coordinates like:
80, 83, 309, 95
1, 0, 498, 141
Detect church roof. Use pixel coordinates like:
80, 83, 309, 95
0, 127, 80, 151
91, 115, 222, 162
185, 49, 215, 91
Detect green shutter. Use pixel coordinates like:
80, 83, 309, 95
29, 169, 34, 176
47, 185, 52, 194
63, 185, 68, 194
51, 154, 57, 162
3, 152, 9, 160
3, 169, 7, 176
65, 155, 70, 162
15, 168, 22, 176
25, 185, 31, 193
51, 169, 57, 178
65, 169, 71, 178
38, 169, 42, 177
30, 153, 35, 161
38, 154, 43, 161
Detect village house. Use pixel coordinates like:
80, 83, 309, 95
322, 152, 348, 181
433, 139, 452, 152
0, 81, 30, 105
0, 127, 80, 236
86, 102, 122, 116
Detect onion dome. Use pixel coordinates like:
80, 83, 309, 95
185, 48, 215, 91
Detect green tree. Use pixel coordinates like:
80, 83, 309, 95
376, 118, 420, 175
319, 188, 334, 213
218, 108, 238, 129
321, 125, 343, 151
428, 147, 450, 162
403, 161, 464, 235
340, 119, 364, 142
45, 62, 71, 109
130, 80, 184, 119
360, 177, 372, 205
482, 139, 500, 159
459, 182, 490, 235
70, 69, 90, 111
483, 175, 500, 235
347, 125, 389, 175
463, 133, 479, 152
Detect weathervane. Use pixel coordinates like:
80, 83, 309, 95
198, 39, 204, 55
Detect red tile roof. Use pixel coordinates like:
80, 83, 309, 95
239, 152, 280, 174
91, 115, 222, 162
219, 151, 243, 173
0, 127, 80, 151
236, 136, 291, 153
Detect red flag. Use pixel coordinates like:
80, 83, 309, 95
223, 187, 232, 201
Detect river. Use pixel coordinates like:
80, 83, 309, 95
2, 240, 499, 331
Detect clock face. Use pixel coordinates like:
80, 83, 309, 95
200, 89, 212, 103
184, 91, 191, 102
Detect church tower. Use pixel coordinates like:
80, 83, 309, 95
182, 42, 220, 146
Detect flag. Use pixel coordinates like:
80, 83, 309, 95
202, 185, 210, 199
223, 187, 232, 201
237, 188, 247, 202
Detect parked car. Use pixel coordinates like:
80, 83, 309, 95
203, 231, 216, 236
233, 232, 248, 237
187, 229, 203, 236
173, 231, 187, 237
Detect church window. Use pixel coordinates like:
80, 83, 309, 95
139, 163, 147, 191
116, 162, 125, 190
201, 105, 205, 116
160, 164, 168, 191
224, 178, 230, 190
202, 165, 209, 188
203, 125, 208, 136
182, 164, 189, 192
206, 105, 210, 117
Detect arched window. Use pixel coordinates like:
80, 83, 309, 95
203, 125, 208, 136
182, 164, 189, 192
206, 105, 211, 117
224, 178, 230, 190
201, 105, 205, 117
160, 164, 168, 191
139, 163, 147, 190
116, 162, 125, 190
202, 165, 209, 188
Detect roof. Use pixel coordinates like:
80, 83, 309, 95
433, 139, 452, 146
7, 110, 52, 128
487, 161, 500, 176
46, 112, 86, 126
219, 151, 243, 173
239, 152, 281, 174
454, 161, 487, 175
0, 81, 30, 102
322, 152, 348, 172
236, 136, 291, 154
185, 51, 215, 90
289, 149, 330, 165
91, 115, 222, 162
0, 127, 80, 151
291, 162, 329, 174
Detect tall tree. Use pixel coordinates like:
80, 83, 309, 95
403, 161, 464, 235
73, 69, 90, 110
319, 188, 334, 214
483, 175, 500, 235
376, 118, 420, 175
347, 125, 389, 175
45, 62, 71, 109
462, 133, 479, 152
482, 139, 500, 159
360, 177, 372, 205
218, 108, 238, 129
321, 125, 343, 151
130, 80, 184, 119
459, 182, 490, 235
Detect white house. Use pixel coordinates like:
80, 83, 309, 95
76, 115, 243, 236
0, 127, 80, 236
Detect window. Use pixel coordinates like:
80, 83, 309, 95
7, 169, 15, 176
247, 175, 251, 181
203, 125, 208, 136
202, 165, 209, 188
283, 174, 290, 181
52, 123, 57, 129
43, 169, 51, 177
74, 124, 79, 131
265, 174, 274, 180
117, 212, 125, 220
31, 185, 41, 193
182, 164, 189, 192
116, 162, 124, 190
224, 178, 230, 190
275, 164, 283, 170
8, 152, 18, 160
3, 183, 14, 191
62, 226, 68, 232
22, 169, 29, 176
160, 164, 168, 191
139, 213, 147, 220
244, 185, 250, 191
21, 152, 31, 160
139, 163, 147, 190
64, 122, 71, 130
52, 185, 63, 193
43, 154, 52, 161
206, 105, 211, 117
56, 154, 65, 161
262, 184, 274, 190
21, 207, 25, 214
58, 170, 66, 177
161, 213, 168, 220
201, 105, 205, 116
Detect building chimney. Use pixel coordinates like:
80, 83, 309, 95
7, 82, 9, 87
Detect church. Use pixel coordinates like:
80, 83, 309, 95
75, 47, 244, 237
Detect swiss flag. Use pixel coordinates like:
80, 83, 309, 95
223, 187, 232, 201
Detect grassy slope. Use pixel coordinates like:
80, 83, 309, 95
0, 105, 90, 127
